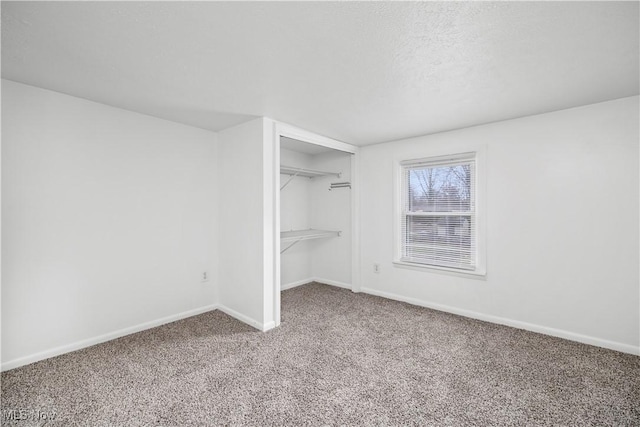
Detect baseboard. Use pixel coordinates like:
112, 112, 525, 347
261, 321, 276, 332
1, 304, 219, 372
281, 277, 353, 291
216, 304, 275, 332
360, 287, 639, 356
281, 277, 315, 291
313, 277, 353, 290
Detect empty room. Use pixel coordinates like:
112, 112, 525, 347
1, 1, 639, 426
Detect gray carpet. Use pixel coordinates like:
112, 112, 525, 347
2, 282, 639, 426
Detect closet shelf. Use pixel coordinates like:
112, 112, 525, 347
280, 165, 340, 179
280, 165, 341, 190
280, 229, 341, 253
281, 229, 340, 242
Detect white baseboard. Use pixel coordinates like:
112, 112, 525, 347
3, 303, 278, 371
261, 321, 276, 332
216, 304, 275, 332
12, 284, 629, 372
281, 277, 353, 292
313, 277, 353, 290
360, 287, 639, 356
1, 304, 219, 372
281, 277, 314, 291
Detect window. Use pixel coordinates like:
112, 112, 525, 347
397, 152, 481, 274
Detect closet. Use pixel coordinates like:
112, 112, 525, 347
279, 136, 353, 290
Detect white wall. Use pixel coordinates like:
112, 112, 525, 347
1, 80, 219, 369
4, 77, 635, 370
310, 151, 352, 287
280, 149, 313, 287
359, 96, 639, 354
217, 118, 275, 330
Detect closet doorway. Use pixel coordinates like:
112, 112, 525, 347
273, 126, 359, 327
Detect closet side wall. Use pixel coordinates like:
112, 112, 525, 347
280, 149, 313, 287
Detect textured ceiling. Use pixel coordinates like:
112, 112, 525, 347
2, 2, 638, 145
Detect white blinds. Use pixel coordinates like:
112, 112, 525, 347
400, 154, 476, 270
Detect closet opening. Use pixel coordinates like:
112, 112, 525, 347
274, 131, 357, 326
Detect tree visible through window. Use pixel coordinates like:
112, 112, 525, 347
400, 154, 476, 270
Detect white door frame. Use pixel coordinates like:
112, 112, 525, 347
272, 121, 359, 327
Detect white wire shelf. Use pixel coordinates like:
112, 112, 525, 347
280, 229, 341, 253
281, 229, 340, 242
280, 165, 340, 179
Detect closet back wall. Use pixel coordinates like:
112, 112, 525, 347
310, 151, 352, 287
2, 80, 219, 369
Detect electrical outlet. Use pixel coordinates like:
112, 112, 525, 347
201, 271, 209, 282
374, 263, 380, 273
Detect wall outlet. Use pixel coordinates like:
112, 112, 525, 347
201, 271, 209, 282
374, 263, 380, 273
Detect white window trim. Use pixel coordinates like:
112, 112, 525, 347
393, 147, 487, 278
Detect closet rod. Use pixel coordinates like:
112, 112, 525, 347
329, 182, 351, 190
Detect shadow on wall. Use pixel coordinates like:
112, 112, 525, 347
133, 105, 258, 133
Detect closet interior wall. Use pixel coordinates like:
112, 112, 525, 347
280, 148, 313, 286
280, 142, 352, 289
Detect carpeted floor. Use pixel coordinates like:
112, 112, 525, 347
2, 282, 639, 426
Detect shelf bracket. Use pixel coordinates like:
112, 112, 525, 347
280, 239, 301, 254
280, 170, 301, 190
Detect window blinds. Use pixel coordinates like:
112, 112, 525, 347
400, 154, 476, 270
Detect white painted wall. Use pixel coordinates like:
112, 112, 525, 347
359, 96, 640, 354
217, 118, 275, 330
1, 79, 219, 368
3, 77, 635, 370
310, 151, 352, 287
280, 149, 313, 287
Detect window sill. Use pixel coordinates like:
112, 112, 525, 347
392, 260, 486, 280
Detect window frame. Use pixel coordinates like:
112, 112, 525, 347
393, 149, 486, 278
